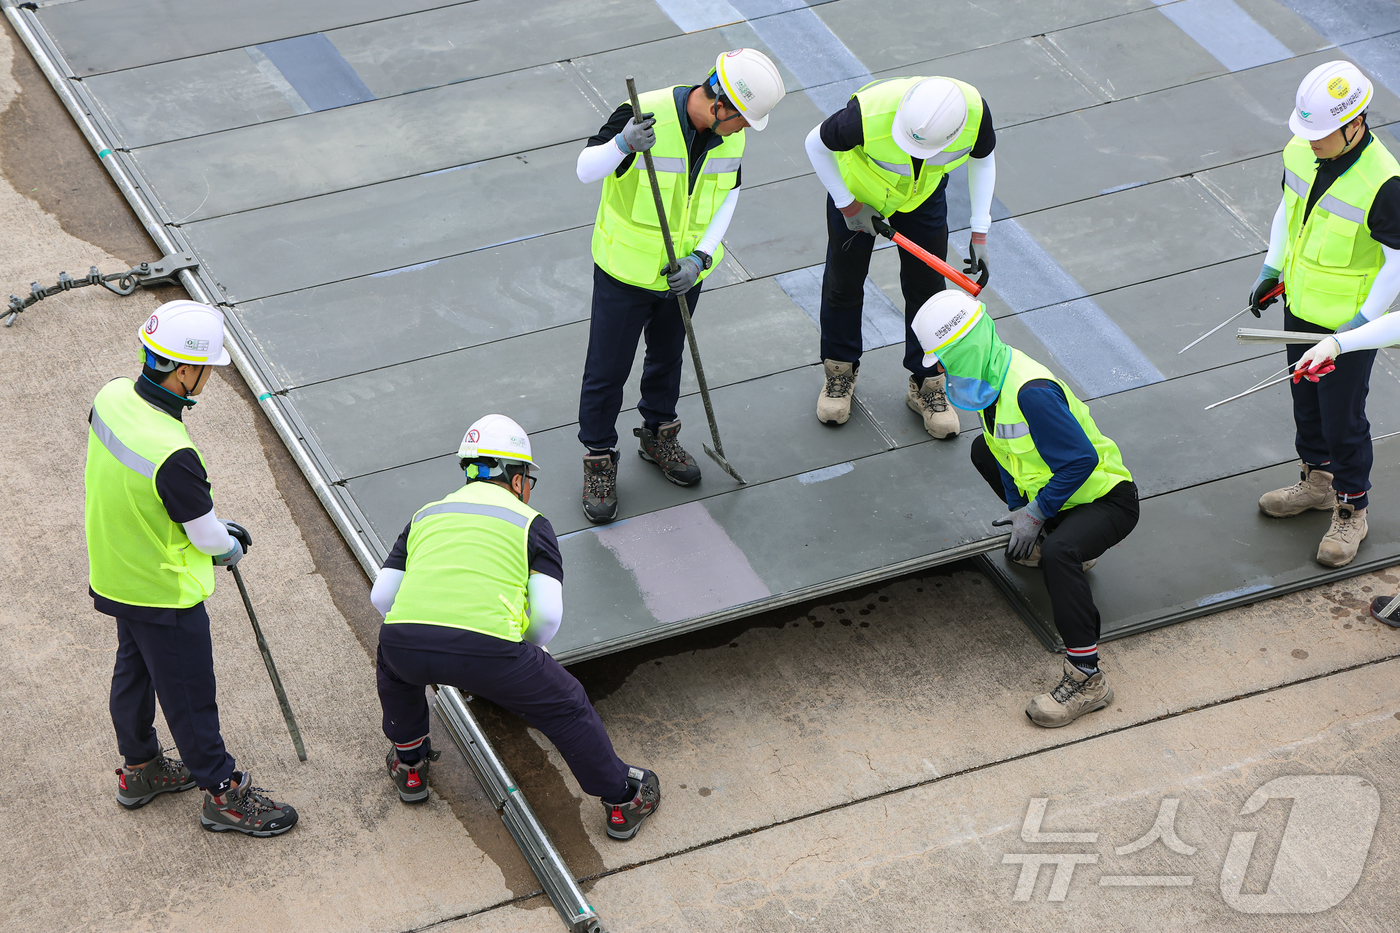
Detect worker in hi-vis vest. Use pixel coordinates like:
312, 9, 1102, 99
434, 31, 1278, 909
913, 292, 1140, 728
86, 300, 297, 836
806, 76, 997, 439
575, 49, 785, 524
370, 414, 660, 840
1248, 60, 1400, 569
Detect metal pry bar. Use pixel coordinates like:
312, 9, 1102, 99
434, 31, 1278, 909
1204, 370, 1294, 411
1178, 282, 1285, 354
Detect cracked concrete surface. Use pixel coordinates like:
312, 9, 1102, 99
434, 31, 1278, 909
4, 8, 1400, 933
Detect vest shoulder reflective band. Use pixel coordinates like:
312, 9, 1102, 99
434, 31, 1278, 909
836, 76, 983, 218
984, 351, 1132, 511
1282, 134, 1400, 328
592, 85, 746, 291
384, 481, 541, 641
84, 378, 215, 608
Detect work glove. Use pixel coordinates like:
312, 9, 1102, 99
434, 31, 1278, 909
1293, 336, 1340, 383
666, 253, 704, 295
1334, 311, 1369, 334
214, 520, 252, 568
1248, 265, 1281, 317
1005, 503, 1046, 562
615, 112, 656, 155
964, 232, 989, 281
839, 200, 883, 237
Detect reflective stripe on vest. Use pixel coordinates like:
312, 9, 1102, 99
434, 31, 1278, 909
1281, 134, 1400, 328
983, 351, 1132, 512
384, 482, 539, 641
835, 76, 984, 218
84, 378, 216, 609
591, 85, 744, 291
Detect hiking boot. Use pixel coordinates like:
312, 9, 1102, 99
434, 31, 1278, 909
906, 374, 960, 438
1370, 594, 1400, 627
816, 359, 856, 425
386, 745, 441, 804
1317, 503, 1367, 568
582, 452, 619, 523
1259, 463, 1335, 517
1013, 544, 1096, 572
1026, 659, 1114, 728
200, 772, 298, 837
115, 752, 196, 809
602, 766, 660, 841
635, 421, 701, 486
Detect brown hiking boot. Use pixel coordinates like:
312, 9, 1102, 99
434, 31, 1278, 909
582, 452, 619, 523
1026, 659, 1114, 728
816, 359, 856, 425
635, 420, 701, 486
115, 752, 196, 809
906, 374, 960, 438
1317, 502, 1367, 568
1259, 463, 1335, 517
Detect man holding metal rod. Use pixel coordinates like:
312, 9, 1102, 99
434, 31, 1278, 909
574, 49, 785, 523
1250, 61, 1400, 568
85, 301, 298, 836
804, 75, 997, 436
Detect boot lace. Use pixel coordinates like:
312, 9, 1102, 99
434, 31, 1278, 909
823, 371, 854, 399
916, 379, 949, 413
651, 432, 690, 465
583, 459, 616, 499
1050, 670, 1088, 704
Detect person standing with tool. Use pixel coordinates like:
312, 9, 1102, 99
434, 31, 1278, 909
371, 415, 661, 839
574, 49, 785, 523
806, 76, 997, 437
1249, 61, 1400, 568
85, 300, 298, 836
912, 291, 1138, 727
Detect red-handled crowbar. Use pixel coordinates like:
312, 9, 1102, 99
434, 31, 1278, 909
871, 216, 987, 296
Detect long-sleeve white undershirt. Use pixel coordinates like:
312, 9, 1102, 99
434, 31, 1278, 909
368, 567, 564, 647
803, 125, 995, 232
1335, 245, 1400, 352
183, 509, 237, 556
1263, 197, 1287, 270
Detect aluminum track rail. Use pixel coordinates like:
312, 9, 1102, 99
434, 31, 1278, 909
0, 4, 602, 930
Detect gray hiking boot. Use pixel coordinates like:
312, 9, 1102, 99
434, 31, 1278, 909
1026, 659, 1114, 728
200, 772, 298, 837
906, 373, 960, 439
386, 744, 441, 804
115, 752, 196, 809
1317, 503, 1368, 568
603, 766, 661, 841
583, 451, 619, 524
816, 359, 857, 425
1259, 462, 1335, 517
635, 421, 701, 486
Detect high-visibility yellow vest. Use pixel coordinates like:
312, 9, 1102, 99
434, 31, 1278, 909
1282, 134, 1400, 328
984, 352, 1132, 512
85, 378, 216, 608
591, 86, 744, 291
837, 77, 983, 218
384, 481, 539, 641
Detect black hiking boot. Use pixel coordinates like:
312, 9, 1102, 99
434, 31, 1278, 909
634, 420, 701, 486
583, 451, 619, 523
115, 752, 197, 809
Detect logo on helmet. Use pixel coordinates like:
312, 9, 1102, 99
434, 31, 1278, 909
910, 131, 926, 142
510, 435, 526, 447
144, 315, 159, 334
734, 78, 754, 102
1328, 77, 1350, 99
184, 338, 210, 352
466, 429, 480, 444
1299, 110, 1312, 119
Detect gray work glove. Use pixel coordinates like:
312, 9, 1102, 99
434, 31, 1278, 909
1249, 265, 1281, 317
616, 111, 656, 155
666, 253, 704, 295
213, 520, 251, 568
840, 201, 883, 237
964, 234, 989, 281
1005, 504, 1046, 562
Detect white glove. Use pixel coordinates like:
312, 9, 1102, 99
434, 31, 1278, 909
1293, 336, 1340, 383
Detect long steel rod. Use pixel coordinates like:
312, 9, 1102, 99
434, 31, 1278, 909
3, 7, 600, 931
1178, 282, 1285, 355
1235, 328, 1331, 345
229, 566, 307, 761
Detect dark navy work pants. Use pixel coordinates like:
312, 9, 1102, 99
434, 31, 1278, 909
1284, 306, 1376, 506
578, 264, 703, 452
819, 185, 950, 380
376, 639, 629, 800
971, 435, 1140, 651
109, 602, 235, 788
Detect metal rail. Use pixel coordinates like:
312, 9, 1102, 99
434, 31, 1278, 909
1, 4, 601, 930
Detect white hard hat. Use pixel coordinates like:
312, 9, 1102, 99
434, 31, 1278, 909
138, 300, 230, 367
912, 290, 985, 368
1290, 60, 1372, 141
458, 413, 537, 471
892, 78, 968, 158
713, 48, 785, 131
